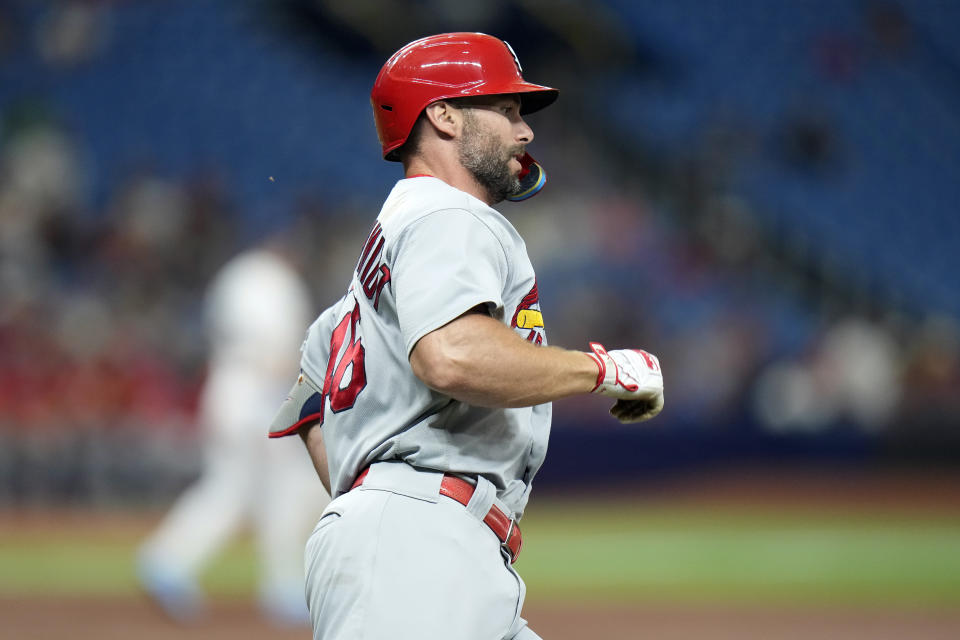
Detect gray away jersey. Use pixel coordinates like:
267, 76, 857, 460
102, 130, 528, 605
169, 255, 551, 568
270, 176, 551, 518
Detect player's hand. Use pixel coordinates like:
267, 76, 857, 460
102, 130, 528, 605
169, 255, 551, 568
586, 342, 664, 423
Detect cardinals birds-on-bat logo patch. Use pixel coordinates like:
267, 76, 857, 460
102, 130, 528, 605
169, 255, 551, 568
510, 281, 546, 346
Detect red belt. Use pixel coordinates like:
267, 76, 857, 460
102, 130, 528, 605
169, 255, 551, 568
351, 468, 522, 563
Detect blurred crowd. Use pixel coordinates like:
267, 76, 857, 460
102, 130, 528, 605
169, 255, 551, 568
1, 1, 959, 504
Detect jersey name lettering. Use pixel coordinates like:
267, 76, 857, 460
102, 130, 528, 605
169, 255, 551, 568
356, 222, 392, 311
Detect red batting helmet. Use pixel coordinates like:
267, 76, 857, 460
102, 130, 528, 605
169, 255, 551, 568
371, 32, 559, 163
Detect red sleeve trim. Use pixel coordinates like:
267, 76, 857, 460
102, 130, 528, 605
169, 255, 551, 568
268, 412, 323, 438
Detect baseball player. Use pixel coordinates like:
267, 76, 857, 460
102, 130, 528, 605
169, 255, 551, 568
138, 242, 330, 625
269, 33, 665, 640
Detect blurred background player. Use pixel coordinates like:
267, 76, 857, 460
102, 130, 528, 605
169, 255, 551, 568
137, 236, 330, 626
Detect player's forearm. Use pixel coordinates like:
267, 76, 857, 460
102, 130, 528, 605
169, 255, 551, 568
453, 342, 597, 407
410, 313, 597, 407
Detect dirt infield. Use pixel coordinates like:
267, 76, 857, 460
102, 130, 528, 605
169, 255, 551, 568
527, 601, 960, 640
2, 595, 960, 640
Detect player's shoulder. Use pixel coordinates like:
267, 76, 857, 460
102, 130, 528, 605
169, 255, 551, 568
378, 177, 515, 241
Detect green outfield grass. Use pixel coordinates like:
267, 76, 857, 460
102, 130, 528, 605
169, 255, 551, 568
2, 501, 959, 606
0, 532, 256, 597
514, 502, 960, 606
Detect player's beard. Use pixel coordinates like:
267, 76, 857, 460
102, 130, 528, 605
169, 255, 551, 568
457, 111, 523, 204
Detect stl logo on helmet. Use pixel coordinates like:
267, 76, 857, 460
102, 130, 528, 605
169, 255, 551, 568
511, 281, 546, 345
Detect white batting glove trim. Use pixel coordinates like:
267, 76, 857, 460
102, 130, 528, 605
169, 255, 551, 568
587, 342, 665, 423
587, 342, 633, 394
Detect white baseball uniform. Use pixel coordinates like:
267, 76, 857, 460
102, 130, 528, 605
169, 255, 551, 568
139, 247, 330, 624
271, 176, 549, 639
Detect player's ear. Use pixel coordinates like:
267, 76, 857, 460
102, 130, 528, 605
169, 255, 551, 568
422, 100, 460, 139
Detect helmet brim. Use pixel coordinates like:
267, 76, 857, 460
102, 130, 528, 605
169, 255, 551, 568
517, 87, 559, 115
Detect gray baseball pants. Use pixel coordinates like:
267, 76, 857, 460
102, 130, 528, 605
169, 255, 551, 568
304, 460, 541, 639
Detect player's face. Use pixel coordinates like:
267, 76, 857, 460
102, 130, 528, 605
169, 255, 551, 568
456, 96, 534, 203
